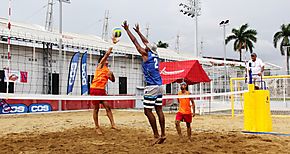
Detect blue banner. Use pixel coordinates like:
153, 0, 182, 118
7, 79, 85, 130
67, 52, 80, 95
28, 103, 52, 113
0, 104, 28, 114
81, 52, 88, 95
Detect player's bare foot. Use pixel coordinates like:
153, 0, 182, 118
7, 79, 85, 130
95, 128, 103, 135
111, 126, 120, 131
151, 136, 166, 146
178, 136, 184, 142
187, 138, 192, 142
151, 137, 161, 146
157, 136, 166, 144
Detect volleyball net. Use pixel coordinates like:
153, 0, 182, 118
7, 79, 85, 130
0, 90, 247, 114
230, 75, 290, 115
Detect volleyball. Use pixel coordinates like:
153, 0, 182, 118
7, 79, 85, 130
112, 27, 122, 38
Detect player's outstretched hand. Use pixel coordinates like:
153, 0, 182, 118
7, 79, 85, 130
112, 37, 119, 44
122, 21, 129, 31
133, 24, 140, 32
108, 47, 113, 53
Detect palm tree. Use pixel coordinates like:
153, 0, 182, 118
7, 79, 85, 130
156, 41, 169, 49
225, 23, 257, 61
273, 24, 290, 74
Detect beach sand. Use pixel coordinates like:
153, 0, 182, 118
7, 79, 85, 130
0, 110, 290, 153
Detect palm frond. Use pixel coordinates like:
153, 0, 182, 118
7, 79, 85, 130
243, 29, 257, 36
244, 35, 257, 43
240, 23, 249, 33
233, 39, 239, 51
232, 28, 240, 36
225, 35, 237, 44
245, 39, 254, 53
227, 23, 257, 58
281, 24, 287, 32
286, 24, 290, 35
279, 37, 290, 55
273, 31, 283, 48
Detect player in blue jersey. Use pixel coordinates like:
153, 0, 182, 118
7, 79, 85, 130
122, 21, 166, 145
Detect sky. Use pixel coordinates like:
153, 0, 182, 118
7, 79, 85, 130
0, 0, 289, 69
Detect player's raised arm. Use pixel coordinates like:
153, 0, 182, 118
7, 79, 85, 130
122, 21, 147, 57
98, 47, 112, 68
133, 24, 149, 45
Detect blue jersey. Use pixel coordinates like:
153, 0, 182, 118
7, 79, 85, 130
142, 51, 162, 86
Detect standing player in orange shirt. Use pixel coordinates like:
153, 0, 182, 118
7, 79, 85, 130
90, 39, 118, 135
175, 82, 195, 141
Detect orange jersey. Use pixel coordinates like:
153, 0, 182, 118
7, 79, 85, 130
90, 65, 110, 89
178, 91, 192, 114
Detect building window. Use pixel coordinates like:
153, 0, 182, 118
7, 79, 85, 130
0, 70, 14, 93
49, 73, 59, 95
119, 77, 127, 94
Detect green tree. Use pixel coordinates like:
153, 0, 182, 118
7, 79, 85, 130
225, 23, 257, 61
273, 24, 290, 74
156, 41, 169, 49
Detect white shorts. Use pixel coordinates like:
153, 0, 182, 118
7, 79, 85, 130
143, 85, 163, 109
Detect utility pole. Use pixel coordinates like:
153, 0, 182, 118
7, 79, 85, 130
194, 0, 201, 57
45, 0, 54, 31
101, 10, 109, 41
44, 0, 54, 94
58, 0, 70, 95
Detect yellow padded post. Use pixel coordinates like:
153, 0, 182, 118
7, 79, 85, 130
244, 84, 272, 132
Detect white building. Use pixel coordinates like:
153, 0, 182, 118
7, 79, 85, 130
0, 18, 282, 96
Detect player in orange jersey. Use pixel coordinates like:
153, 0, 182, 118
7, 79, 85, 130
90, 43, 117, 135
175, 82, 195, 141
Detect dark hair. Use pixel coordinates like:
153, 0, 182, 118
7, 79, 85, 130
98, 56, 104, 63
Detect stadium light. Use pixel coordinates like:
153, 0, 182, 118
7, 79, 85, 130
219, 19, 230, 95
179, 0, 201, 57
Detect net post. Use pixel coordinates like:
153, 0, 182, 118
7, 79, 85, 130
230, 78, 234, 118
210, 80, 213, 103
58, 100, 62, 111
208, 98, 211, 115
286, 78, 288, 108
283, 78, 286, 106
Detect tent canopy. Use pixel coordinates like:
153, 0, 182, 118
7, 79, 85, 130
160, 60, 211, 85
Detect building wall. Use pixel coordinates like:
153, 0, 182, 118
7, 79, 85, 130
0, 43, 44, 94
0, 42, 146, 95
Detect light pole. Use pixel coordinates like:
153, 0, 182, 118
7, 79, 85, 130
58, 0, 70, 111
179, 0, 201, 57
219, 20, 229, 98
58, 0, 70, 95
